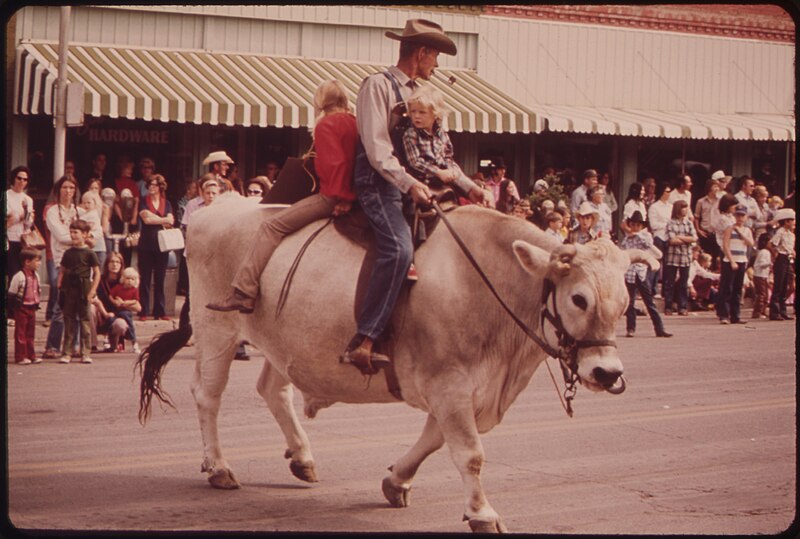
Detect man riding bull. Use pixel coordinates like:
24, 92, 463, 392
339, 19, 487, 372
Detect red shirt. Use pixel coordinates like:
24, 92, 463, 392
109, 283, 140, 303
313, 112, 357, 201
115, 177, 140, 201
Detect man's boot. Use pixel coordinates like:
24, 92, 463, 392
340, 335, 391, 375
206, 288, 256, 314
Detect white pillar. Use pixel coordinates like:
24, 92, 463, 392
53, 6, 71, 183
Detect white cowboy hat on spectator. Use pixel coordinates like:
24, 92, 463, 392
576, 201, 599, 216
202, 151, 234, 165
385, 19, 457, 56
533, 179, 549, 193
775, 208, 796, 221
711, 170, 732, 182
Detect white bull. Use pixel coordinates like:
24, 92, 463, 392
137, 194, 658, 533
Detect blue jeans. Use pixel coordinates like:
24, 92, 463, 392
648, 236, 667, 296
717, 261, 745, 322
626, 277, 665, 334
45, 299, 65, 353
353, 149, 413, 341
662, 264, 690, 312
45, 259, 58, 321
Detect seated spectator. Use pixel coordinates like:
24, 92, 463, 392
689, 249, 719, 311
91, 252, 138, 353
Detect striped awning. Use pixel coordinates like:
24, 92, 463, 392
14, 41, 538, 134
533, 104, 795, 141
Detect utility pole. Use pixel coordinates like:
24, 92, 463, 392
53, 6, 70, 182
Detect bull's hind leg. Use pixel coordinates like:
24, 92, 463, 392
432, 400, 507, 533
382, 413, 444, 508
255, 361, 318, 483
190, 337, 240, 489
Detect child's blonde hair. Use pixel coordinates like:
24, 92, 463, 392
407, 84, 447, 122
121, 267, 140, 287
769, 195, 784, 209
313, 80, 351, 119
698, 253, 712, 266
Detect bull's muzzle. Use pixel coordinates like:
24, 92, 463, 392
592, 367, 626, 395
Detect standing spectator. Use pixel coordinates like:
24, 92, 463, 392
751, 233, 773, 319
566, 202, 598, 245
90, 152, 108, 186
713, 193, 739, 254
64, 160, 77, 182
496, 179, 521, 214
202, 151, 235, 192
588, 185, 612, 238
647, 182, 674, 296
8, 248, 43, 364
57, 219, 101, 363
570, 169, 598, 215
768, 208, 795, 320
99, 187, 116, 254
6, 166, 34, 289
227, 162, 244, 195
694, 178, 721, 269
663, 200, 698, 316
599, 171, 618, 213
734, 175, 758, 235
41, 198, 57, 328
244, 177, 271, 198
668, 174, 694, 219
641, 177, 656, 209
710, 169, 734, 194
484, 158, 509, 208
619, 211, 672, 338
42, 175, 80, 359
620, 182, 647, 235
78, 191, 107, 269
175, 178, 198, 296
137, 174, 174, 321
113, 158, 139, 266
751, 185, 771, 243
717, 205, 754, 324
264, 160, 281, 185
136, 157, 156, 198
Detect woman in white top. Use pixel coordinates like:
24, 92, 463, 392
646, 182, 674, 295
42, 175, 81, 358
621, 182, 647, 235
6, 166, 35, 279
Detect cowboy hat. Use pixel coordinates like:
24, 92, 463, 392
775, 208, 796, 221
385, 19, 457, 56
711, 169, 732, 182
576, 201, 599, 216
202, 151, 234, 165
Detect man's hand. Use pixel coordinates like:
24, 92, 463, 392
468, 187, 490, 207
409, 182, 433, 205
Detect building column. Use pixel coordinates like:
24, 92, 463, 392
9, 116, 29, 170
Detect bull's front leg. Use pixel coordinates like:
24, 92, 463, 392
255, 360, 318, 483
190, 340, 240, 489
432, 400, 507, 533
382, 413, 445, 507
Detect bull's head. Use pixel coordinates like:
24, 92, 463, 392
512, 239, 645, 394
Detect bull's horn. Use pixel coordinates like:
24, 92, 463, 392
550, 243, 577, 276
627, 249, 660, 272
605, 374, 627, 395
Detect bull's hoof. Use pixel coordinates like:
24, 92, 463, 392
289, 460, 319, 483
467, 517, 507, 533
208, 468, 240, 490
382, 476, 411, 508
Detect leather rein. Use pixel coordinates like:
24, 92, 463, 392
431, 201, 620, 417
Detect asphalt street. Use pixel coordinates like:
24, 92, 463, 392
5, 296, 796, 535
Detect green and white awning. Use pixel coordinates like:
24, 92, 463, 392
14, 41, 539, 134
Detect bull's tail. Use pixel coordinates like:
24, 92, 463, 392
135, 302, 193, 424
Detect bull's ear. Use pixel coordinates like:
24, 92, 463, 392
512, 240, 551, 275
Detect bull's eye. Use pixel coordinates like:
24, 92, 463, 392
572, 294, 588, 310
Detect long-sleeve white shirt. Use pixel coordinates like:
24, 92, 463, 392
647, 200, 673, 241
45, 203, 78, 267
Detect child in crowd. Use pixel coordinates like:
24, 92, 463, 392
557, 206, 571, 240
567, 201, 598, 245
717, 205, 754, 324
663, 200, 698, 315
109, 267, 143, 352
768, 208, 795, 320
766, 195, 784, 225
544, 211, 565, 243
58, 219, 101, 363
689, 250, 719, 311
8, 248, 43, 364
619, 211, 672, 338
751, 233, 773, 319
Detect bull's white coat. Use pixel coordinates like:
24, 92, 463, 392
179, 193, 657, 532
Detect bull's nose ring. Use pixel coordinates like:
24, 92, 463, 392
605, 374, 627, 395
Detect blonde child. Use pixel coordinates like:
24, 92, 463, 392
109, 267, 143, 352
8, 249, 43, 364
79, 190, 107, 269
689, 250, 719, 310
58, 219, 101, 363
402, 84, 477, 195
768, 208, 795, 320
544, 211, 564, 243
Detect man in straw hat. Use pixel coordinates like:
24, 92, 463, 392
340, 19, 487, 374
202, 150, 235, 192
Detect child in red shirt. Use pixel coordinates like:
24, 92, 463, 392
8, 249, 43, 364
109, 267, 142, 352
